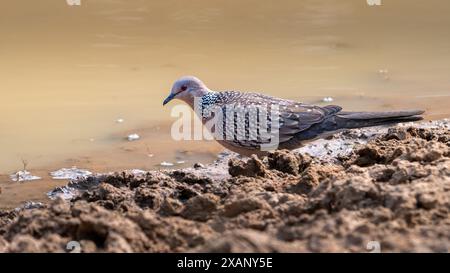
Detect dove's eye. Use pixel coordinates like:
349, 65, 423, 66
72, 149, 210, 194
180, 85, 187, 92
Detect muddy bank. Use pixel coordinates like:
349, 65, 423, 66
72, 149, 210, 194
0, 120, 449, 253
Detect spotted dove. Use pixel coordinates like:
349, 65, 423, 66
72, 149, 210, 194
163, 76, 424, 156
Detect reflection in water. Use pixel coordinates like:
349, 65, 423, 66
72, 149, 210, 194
0, 0, 450, 173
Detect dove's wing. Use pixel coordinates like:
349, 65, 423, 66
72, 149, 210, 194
206, 91, 341, 148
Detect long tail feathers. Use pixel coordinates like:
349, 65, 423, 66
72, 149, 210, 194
335, 110, 424, 129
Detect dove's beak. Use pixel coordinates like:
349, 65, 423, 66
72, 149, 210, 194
163, 93, 176, 106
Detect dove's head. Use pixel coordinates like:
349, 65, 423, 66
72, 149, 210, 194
163, 76, 210, 107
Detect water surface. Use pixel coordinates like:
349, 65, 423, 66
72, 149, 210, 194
1, 0, 450, 174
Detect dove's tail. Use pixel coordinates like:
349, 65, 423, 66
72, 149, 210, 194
293, 109, 424, 142
334, 110, 425, 129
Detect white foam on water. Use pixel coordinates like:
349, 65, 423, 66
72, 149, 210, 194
129, 169, 147, 176
10, 170, 42, 182
160, 161, 174, 167
50, 167, 93, 180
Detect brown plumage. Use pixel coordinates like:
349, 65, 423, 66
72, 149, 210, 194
163, 76, 424, 156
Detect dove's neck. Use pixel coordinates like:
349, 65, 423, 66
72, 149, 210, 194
184, 89, 216, 110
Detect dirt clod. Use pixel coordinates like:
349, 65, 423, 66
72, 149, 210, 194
1, 123, 449, 252
228, 155, 267, 177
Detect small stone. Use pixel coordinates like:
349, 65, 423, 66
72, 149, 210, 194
193, 163, 205, 169
127, 134, 140, 141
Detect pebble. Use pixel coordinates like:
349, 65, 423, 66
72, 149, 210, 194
127, 134, 140, 141
193, 163, 205, 169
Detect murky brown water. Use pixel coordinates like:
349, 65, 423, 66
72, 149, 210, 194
1, 0, 450, 207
